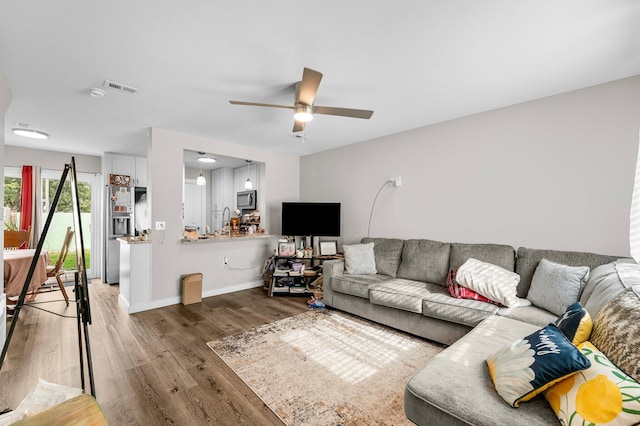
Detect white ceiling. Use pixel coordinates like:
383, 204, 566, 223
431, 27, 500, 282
1, 1, 639, 158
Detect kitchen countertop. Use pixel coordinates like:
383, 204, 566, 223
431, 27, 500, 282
181, 233, 275, 244
117, 236, 151, 244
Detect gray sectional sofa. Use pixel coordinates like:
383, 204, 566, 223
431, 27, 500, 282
322, 237, 638, 425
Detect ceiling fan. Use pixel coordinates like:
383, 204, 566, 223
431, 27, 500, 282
229, 67, 374, 132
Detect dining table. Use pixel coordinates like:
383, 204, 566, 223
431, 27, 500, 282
3, 249, 50, 299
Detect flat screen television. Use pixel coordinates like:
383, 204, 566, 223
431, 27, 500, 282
281, 202, 341, 237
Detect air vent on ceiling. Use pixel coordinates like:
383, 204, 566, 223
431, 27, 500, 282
103, 79, 139, 94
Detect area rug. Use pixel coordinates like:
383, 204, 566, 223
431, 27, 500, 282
207, 309, 444, 425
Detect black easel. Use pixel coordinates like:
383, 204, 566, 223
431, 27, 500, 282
0, 157, 95, 396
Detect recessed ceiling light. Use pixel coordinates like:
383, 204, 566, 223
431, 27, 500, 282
12, 128, 49, 139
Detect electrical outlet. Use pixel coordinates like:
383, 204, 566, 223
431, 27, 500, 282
389, 176, 402, 187
155, 221, 166, 231
223, 256, 229, 265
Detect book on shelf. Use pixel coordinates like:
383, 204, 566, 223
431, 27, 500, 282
289, 286, 307, 294
272, 286, 290, 293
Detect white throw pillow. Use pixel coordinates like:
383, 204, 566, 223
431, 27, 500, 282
343, 242, 377, 275
456, 258, 530, 308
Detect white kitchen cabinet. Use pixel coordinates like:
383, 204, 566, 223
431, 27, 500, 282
104, 153, 147, 187
211, 167, 234, 229
105, 153, 135, 183
118, 238, 150, 313
135, 156, 147, 187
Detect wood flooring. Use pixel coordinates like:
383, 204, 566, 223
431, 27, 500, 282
0, 282, 309, 425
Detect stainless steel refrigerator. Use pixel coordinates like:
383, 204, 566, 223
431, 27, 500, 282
104, 185, 133, 284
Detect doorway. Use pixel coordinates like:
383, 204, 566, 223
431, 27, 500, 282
41, 170, 100, 279
183, 179, 206, 233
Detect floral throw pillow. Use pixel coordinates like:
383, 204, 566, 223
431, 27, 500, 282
486, 324, 591, 407
447, 269, 502, 306
544, 341, 640, 425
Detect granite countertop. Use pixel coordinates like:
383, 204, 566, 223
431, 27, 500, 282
117, 236, 151, 245
181, 233, 275, 244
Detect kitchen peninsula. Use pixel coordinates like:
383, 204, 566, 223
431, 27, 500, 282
117, 236, 150, 313
181, 233, 273, 244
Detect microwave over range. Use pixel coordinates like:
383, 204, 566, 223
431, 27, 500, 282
237, 190, 256, 211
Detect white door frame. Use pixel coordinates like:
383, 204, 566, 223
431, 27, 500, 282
41, 169, 101, 279
183, 179, 206, 233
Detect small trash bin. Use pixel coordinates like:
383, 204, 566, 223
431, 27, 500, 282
182, 273, 202, 305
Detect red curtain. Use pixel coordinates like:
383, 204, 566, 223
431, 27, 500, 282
19, 165, 33, 232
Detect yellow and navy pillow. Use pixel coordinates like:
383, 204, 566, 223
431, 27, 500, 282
544, 341, 640, 425
553, 302, 593, 346
487, 324, 591, 407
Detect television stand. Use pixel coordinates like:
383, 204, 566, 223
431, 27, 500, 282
265, 255, 342, 297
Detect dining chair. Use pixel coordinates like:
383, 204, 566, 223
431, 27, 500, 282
45, 226, 74, 305
4, 228, 30, 249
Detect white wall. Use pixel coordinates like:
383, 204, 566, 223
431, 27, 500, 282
1, 71, 12, 288
301, 75, 640, 256
4, 145, 101, 173
149, 127, 299, 303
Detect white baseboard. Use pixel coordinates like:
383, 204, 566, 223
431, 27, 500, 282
120, 280, 264, 314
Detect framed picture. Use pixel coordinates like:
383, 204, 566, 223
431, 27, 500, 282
319, 240, 338, 256
278, 241, 296, 257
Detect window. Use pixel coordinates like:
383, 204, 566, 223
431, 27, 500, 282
3, 167, 22, 230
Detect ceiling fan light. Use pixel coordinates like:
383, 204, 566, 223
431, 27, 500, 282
12, 128, 49, 139
196, 173, 206, 186
294, 105, 314, 122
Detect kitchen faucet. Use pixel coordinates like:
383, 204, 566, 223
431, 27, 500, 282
222, 206, 231, 238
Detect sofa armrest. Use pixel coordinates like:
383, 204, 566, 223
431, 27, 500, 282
322, 259, 345, 307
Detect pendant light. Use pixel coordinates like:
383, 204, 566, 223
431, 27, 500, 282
196, 164, 206, 186
244, 160, 253, 190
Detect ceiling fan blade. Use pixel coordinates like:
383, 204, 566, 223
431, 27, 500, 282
293, 120, 306, 132
229, 100, 294, 110
297, 68, 323, 106
313, 106, 374, 119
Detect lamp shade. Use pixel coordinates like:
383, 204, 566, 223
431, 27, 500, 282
196, 173, 206, 186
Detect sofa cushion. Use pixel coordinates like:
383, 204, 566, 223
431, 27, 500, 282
331, 273, 393, 299
591, 288, 640, 383
457, 258, 530, 308
361, 237, 404, 277
449, 242, 516, 272
582, 260, 639, 319
544, 341, 640, 426
486, 324, 591, 408
422, 290, 500, 327
405, 316, 558, 426
497, 305, 558, 328
343, 242, 376, 275
369, 279, 438, 314
526, 259, 589, 316
515, 247, 618, 299
396, 239, 450, 286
